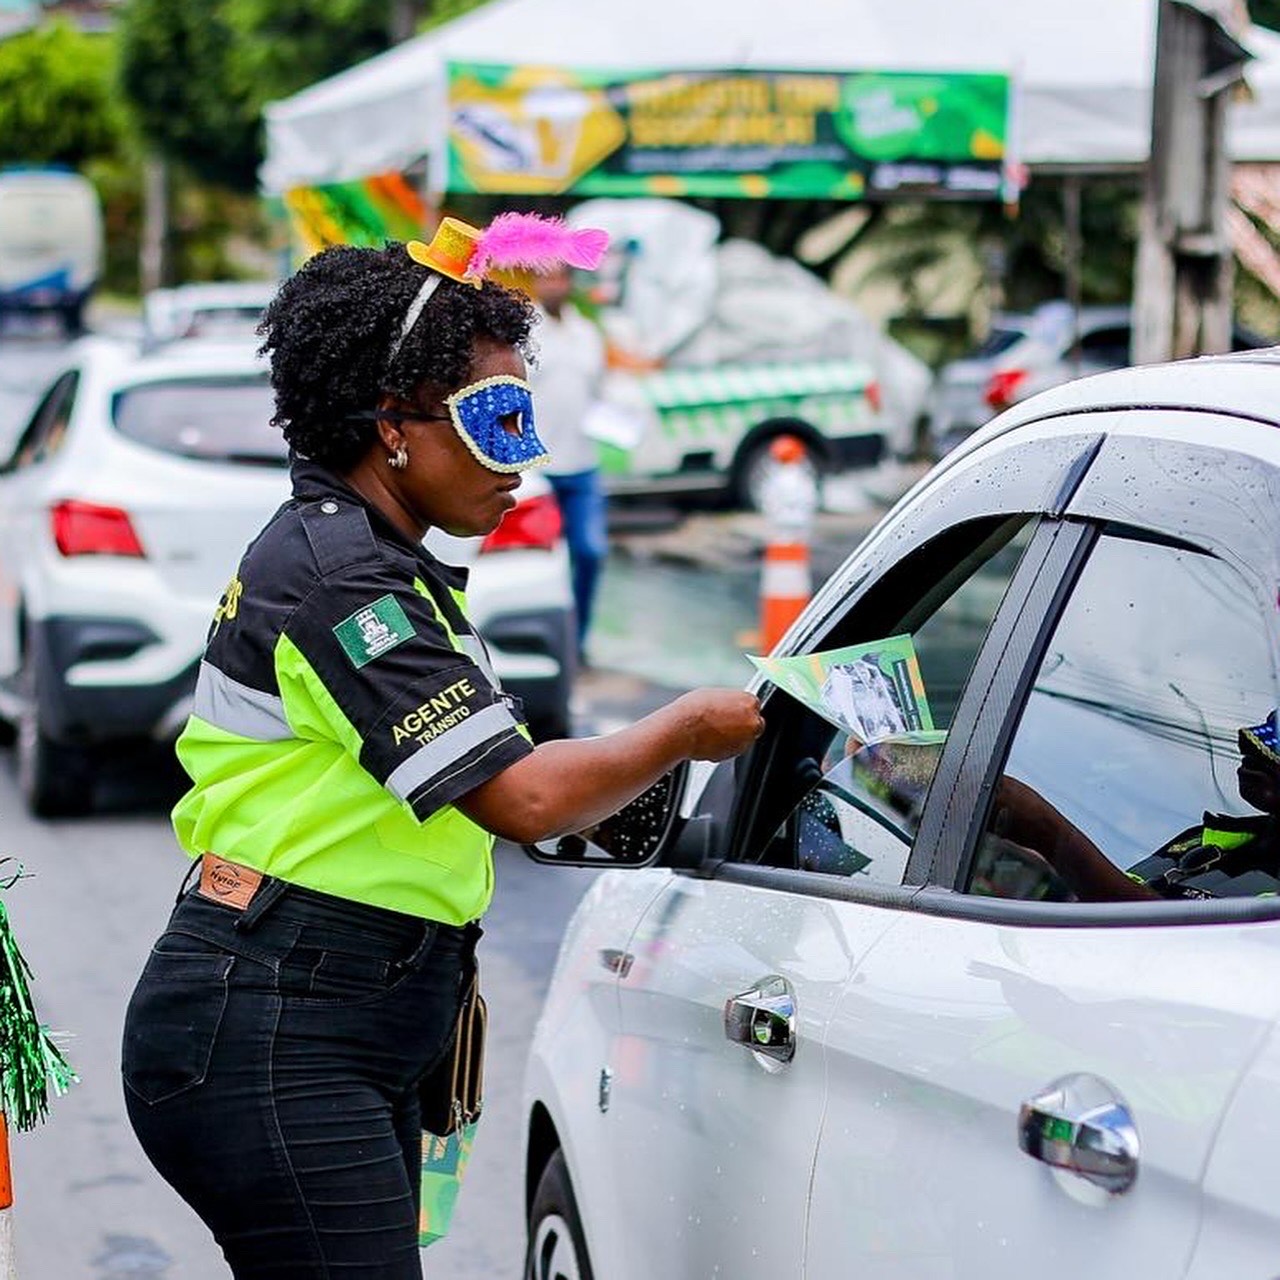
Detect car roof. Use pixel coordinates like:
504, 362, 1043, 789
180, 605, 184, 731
991, 312, 1034, 328
1005, 347, 1280, 419
145, 281, 278, 308
1064, 303, 1131, 327
68, 335, 266, 388
937, 348, 1280, 471
133, 335, 266, 367
141, 282, 277, 346
1011, 301, 1130, 346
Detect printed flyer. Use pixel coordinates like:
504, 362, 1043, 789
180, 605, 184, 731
749, 635, 946, 745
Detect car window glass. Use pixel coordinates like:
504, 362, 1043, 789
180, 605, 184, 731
971, 532, 1278, 903
750, 519, 1035, 883
969, 327, 1023, 360
5, 371, 78, 471
112, 377, 284, 464
1078, 325, 1131, 367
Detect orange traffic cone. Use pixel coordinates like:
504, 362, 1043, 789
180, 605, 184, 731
758, 435, 817, 652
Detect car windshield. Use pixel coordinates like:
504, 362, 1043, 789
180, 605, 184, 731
112, 376, 284, 465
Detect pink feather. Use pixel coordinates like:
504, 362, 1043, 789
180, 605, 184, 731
468, 213, 610, 277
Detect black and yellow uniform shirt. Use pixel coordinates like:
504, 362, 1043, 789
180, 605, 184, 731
1128, 812, 1280, 899
172, 459, 534, 924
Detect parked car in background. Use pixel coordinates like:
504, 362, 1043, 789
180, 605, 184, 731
523, 348, 1280, 1280
0, 167, 103, 335
927, 300, 1272, 455
141, 281, 278, 347
923, 309, 1032, 454
0, 338, 574, 816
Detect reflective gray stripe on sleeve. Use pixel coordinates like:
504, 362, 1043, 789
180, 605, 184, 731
458, 633, 499, 688
192, 660, 293, 741
385, 702, 516, 802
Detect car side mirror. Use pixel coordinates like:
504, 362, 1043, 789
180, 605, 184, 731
523, 763, 687, 868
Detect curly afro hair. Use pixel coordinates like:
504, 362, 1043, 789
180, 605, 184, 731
257, 242, 537, 471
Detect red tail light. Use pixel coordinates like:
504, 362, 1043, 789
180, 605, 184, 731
984, 368, 1029, 411
865, 379, 883, 414
480, 493, 562, 553
51, 499, 146, 557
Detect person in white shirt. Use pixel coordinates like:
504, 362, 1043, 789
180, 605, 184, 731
530, 264, 608, 664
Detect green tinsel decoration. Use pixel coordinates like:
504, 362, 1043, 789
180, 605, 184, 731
0, 876, 76, 1131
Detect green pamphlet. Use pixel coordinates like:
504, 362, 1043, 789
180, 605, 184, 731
748, 635, 946, 746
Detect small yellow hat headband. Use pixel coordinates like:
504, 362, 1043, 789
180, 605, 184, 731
406, 217, 484, 284
389, 213, 610, 363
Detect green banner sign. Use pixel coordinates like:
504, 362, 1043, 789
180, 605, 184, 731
446, 63, 1010, 200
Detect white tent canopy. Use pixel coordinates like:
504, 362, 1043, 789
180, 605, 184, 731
261, 0, 1280, 193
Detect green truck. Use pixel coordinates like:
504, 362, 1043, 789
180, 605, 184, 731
594, 357, 884, 509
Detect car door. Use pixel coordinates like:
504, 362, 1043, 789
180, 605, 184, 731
0, 369, 79, 687
602, 428, 1109, 1280
806, 415, 1280, 1279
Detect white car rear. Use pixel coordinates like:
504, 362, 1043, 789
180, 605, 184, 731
0, 339, 573, 815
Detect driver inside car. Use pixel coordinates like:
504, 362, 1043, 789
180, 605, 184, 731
975, 710, 1280, 902
788, 729, 946, 877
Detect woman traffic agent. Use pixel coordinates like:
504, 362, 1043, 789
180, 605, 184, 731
120, 218, 763, 1279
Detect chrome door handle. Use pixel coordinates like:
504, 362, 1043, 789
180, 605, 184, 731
1018, 1073, 1139, 1194
724, 975, 796, 1064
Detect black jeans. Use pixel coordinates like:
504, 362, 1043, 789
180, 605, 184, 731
122, 877, 476, 1279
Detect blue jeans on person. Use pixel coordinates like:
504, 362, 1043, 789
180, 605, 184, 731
547, 468, 607, 654
122, 877, 476, 1279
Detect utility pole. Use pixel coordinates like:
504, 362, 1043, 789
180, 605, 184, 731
139, 155, 168, 296
388, 0, 424, 43
1063, 173, 1083, 373
1132, 0, 1252, 364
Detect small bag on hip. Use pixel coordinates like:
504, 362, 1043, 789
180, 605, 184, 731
419, 967, 486, 1137
418, 966, 487, 1247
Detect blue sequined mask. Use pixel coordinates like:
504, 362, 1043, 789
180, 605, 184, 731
445, 376, 548, 474
1240, 710, 1280, 768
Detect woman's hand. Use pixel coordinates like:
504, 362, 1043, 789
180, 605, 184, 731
671, 690, 765, 761
460, 688, 764, 844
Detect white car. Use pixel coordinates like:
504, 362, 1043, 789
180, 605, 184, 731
923, 310, 1032, 455
928, 302, 1272, 456
0, 339, 573, 816
523, 347, 1280, 1279
141, 281, 278, 347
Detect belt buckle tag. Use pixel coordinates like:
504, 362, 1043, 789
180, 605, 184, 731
197, 854, 263, 911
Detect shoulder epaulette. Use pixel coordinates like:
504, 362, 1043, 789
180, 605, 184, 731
299, 500, 382, 576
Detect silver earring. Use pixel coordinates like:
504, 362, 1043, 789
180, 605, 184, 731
388, 444, 409, 471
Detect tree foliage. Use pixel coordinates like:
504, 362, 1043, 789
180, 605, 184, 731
0, 21, 125, 166
221, 0, 393, 107
1249, 0, 1280, 31
118, 0, 487, 191
119, 0, 395, 190
118, 0, 261, 190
